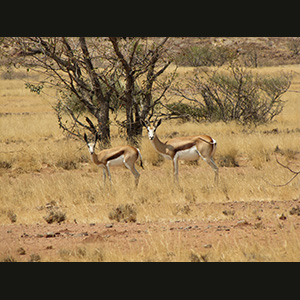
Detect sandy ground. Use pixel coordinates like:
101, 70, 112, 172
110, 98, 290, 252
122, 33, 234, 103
1, 199, 300, 262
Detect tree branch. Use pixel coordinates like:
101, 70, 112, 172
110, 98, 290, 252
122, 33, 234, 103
265, 155, 300, 187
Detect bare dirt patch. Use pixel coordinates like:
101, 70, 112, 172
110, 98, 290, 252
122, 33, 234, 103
1, 199, 300, 262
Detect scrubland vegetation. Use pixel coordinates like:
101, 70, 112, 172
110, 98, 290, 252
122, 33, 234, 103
1, 38, 300, 261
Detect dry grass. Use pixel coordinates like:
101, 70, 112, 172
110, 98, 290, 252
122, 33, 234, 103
1, 65, 300, 261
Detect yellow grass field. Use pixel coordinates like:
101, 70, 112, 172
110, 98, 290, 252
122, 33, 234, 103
0, 64, 299, 262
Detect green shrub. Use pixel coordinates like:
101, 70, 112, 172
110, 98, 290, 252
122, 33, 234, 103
165, 102, 204, 122
174, 45, 232, 67
171, 60, 292, 125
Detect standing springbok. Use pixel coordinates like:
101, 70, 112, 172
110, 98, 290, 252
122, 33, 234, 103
84, 133, 144, 187
142, 119, 218, 183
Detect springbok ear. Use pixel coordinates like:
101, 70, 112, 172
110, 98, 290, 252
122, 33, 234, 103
84, 133, 88, 144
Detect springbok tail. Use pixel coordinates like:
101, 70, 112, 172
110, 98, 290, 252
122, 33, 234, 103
198, 136, 216, 145
137, 148, 144, 169
211, 138, 217, 157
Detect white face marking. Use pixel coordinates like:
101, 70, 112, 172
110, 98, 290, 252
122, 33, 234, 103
87, 143, 95, 155
146, 127, 156, 140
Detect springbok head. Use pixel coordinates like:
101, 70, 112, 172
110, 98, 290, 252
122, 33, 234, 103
84, 133, 98, 155
142, 119, 162, 140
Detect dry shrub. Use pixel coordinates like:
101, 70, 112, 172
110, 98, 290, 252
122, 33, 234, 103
284, 149, 299, 161
2, 255, 17, 262
173, 204, 192, 216
217, 147, 239, 167
0, 161, 12, 169
55, 158, 78, 170
7, 209, 17, 223
172, 61, 292, 125
108, 204, 137, 223
218, 154, 239, 168
29, 253, 41, 262
190, 251, 209, 262
43, 207, 66, 224
59, 246, 104, 262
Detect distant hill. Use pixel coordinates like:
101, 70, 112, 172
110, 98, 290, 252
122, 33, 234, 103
167, 37, 300, 67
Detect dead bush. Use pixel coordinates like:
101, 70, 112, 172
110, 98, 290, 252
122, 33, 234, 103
172, 60, 292, 125
55, 159, 78, 170
108, 204, 137, 223
7, 210, 17, 223
2, 255, 17, 262
0, 161, 12, 169
218, 155, 239, 168
43, 207, 66, 224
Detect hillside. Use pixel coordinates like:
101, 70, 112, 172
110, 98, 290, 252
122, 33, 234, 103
168, 37, 300, 66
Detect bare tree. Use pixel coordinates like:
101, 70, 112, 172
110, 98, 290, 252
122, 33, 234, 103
107, 37, 173, 144
2, 37, 111, 146
2, 37, 175, 146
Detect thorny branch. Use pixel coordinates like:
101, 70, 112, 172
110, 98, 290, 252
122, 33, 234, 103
265, 155, 300, 187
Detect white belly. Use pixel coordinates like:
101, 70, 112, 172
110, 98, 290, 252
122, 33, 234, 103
176, 146, 200, 161
107, 155, 125, 167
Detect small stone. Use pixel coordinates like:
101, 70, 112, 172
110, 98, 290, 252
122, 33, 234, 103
74, 232, 88, 237
129, 238, 137, 242
279, 213, 287, 220
17, 247, 26, 255
222, 210, 235, 216
105, 223, 113, 228
235, 220, 249, 226
45, 232, 56, 238
184, 226, 192, 230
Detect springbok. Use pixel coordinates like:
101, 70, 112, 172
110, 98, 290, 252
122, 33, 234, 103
84, 133, 144, 187
142, 119, 218, 183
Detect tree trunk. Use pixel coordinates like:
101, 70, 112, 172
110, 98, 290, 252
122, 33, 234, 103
97, 94, 110, 147
125, 100, 141, 146
79, 37, 111, 146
